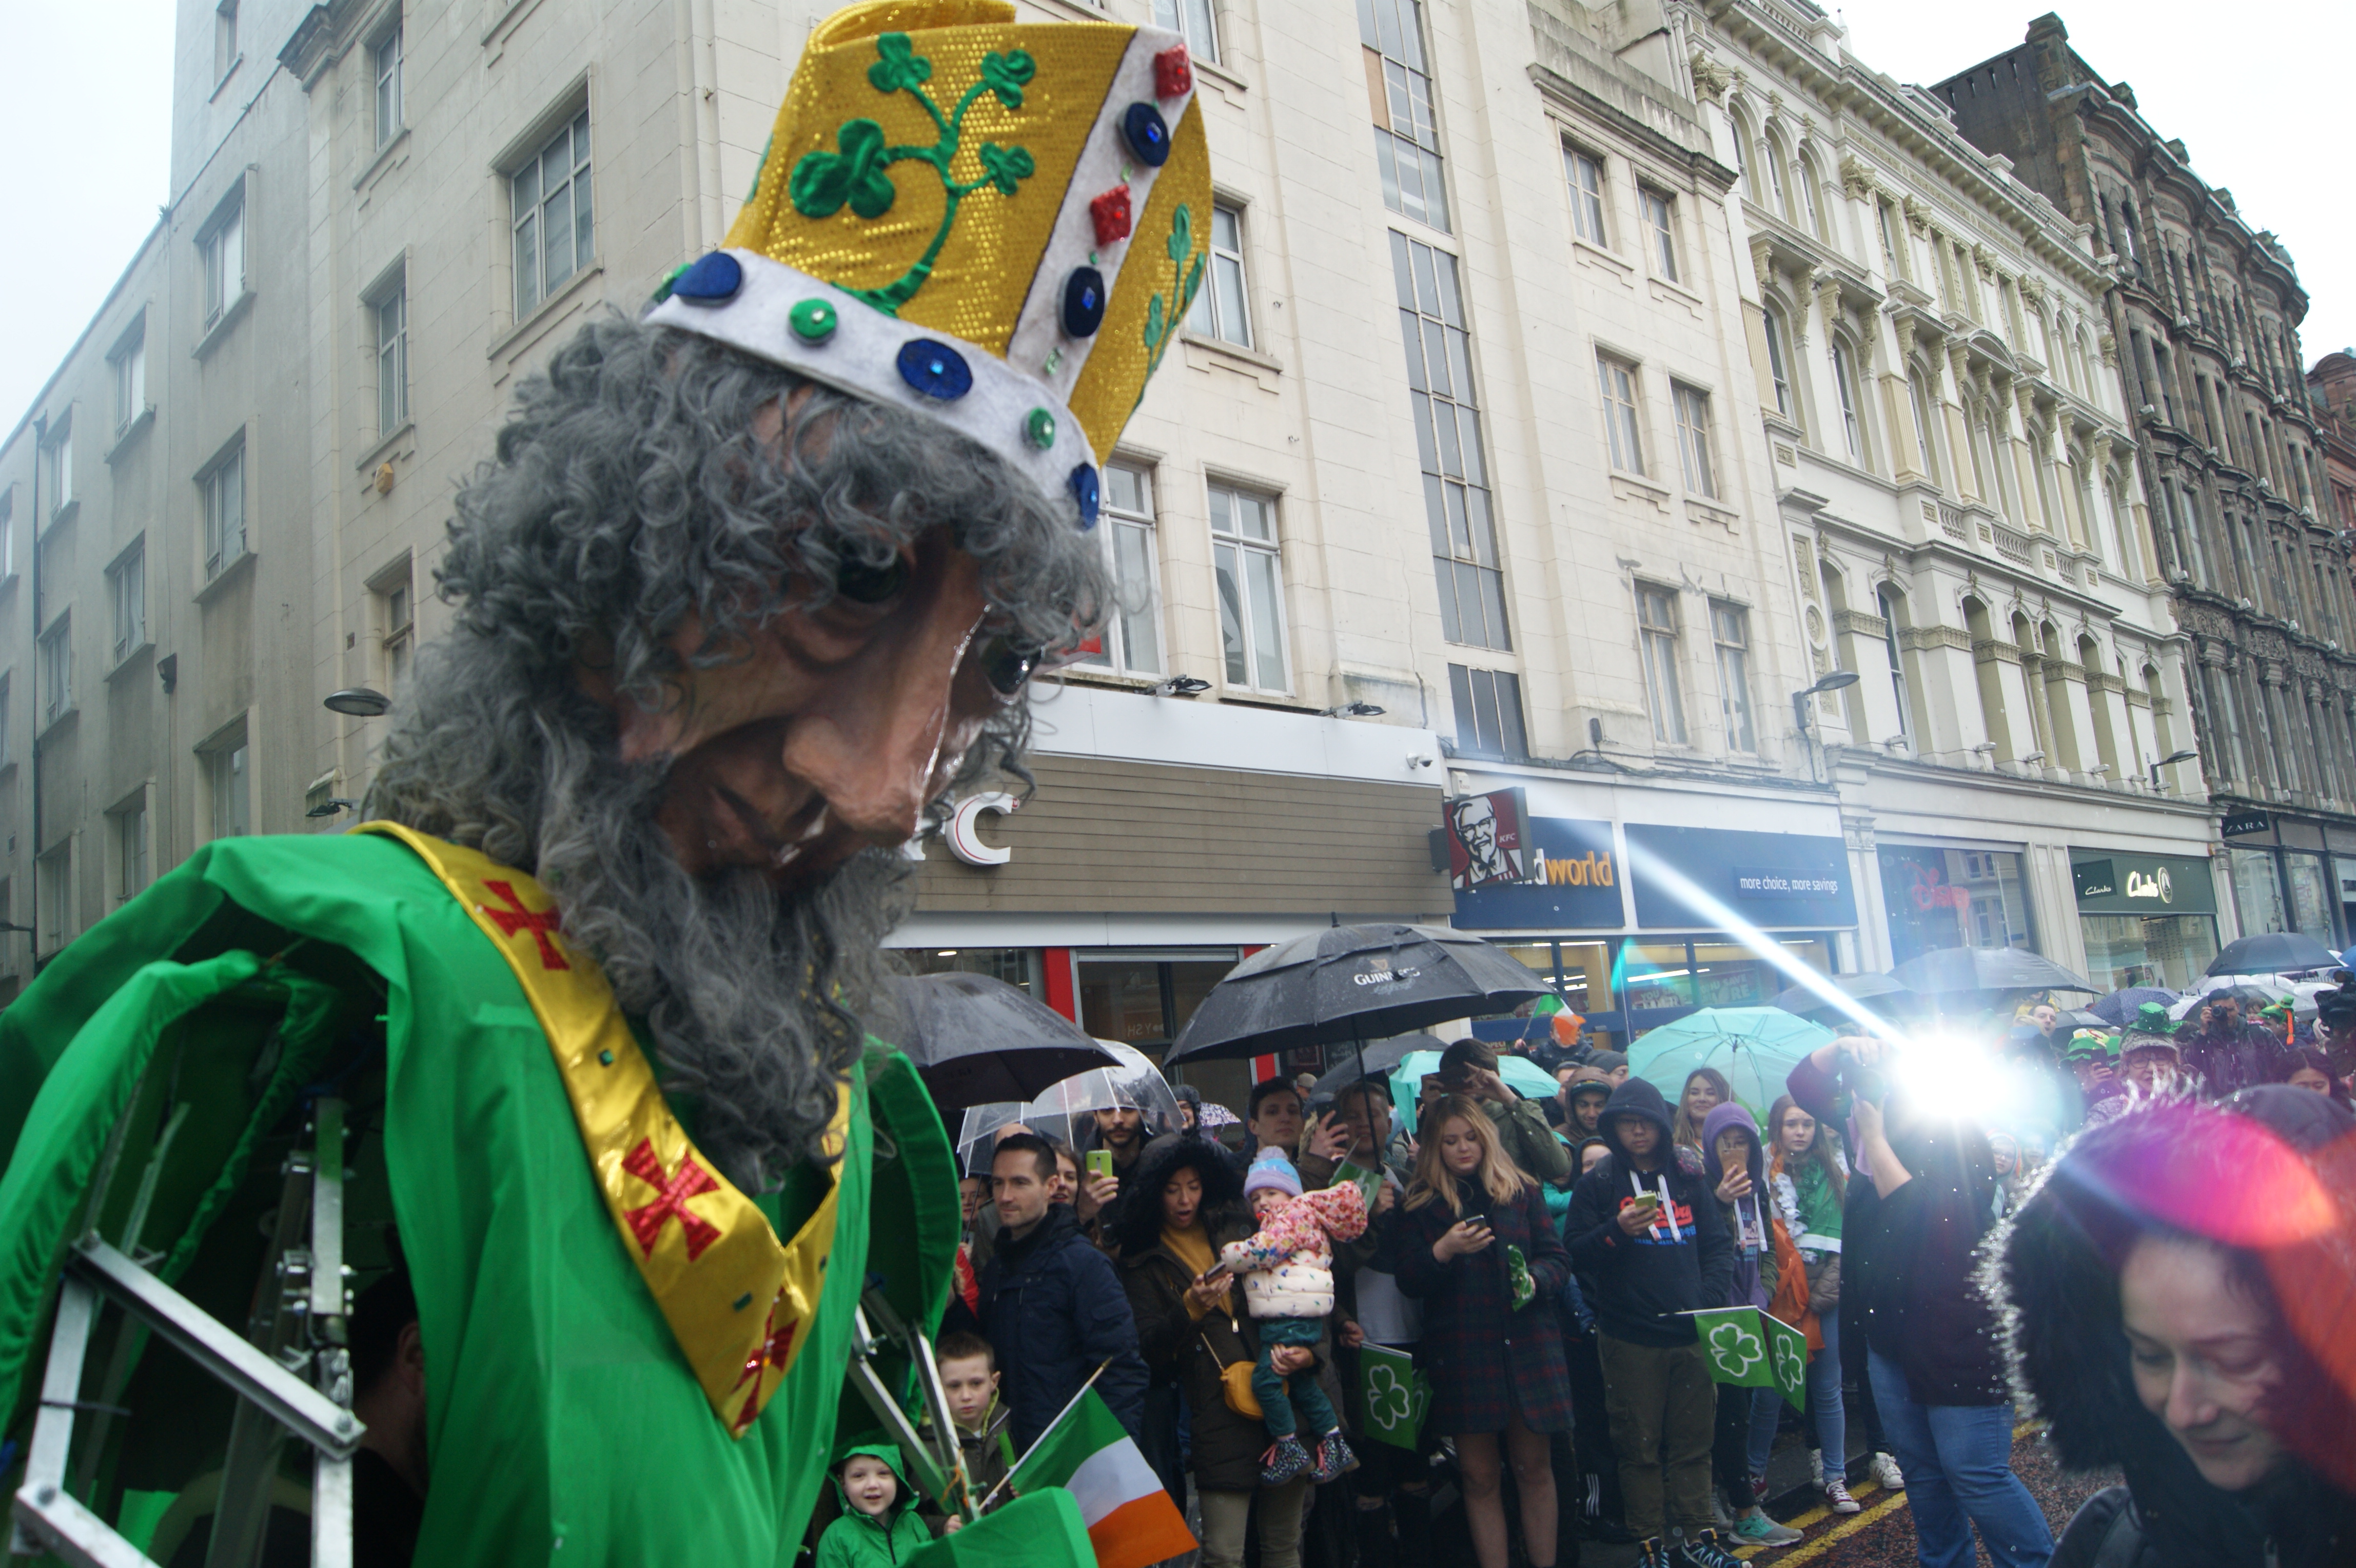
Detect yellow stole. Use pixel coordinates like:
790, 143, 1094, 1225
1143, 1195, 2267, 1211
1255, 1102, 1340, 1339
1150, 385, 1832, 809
359, 821, 840, 1438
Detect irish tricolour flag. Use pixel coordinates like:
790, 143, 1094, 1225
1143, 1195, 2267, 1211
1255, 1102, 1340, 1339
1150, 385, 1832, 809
1003, 1388, 1195, 1568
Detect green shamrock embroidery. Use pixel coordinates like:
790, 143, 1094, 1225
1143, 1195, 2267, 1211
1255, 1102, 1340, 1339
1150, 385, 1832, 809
789, 33, 1038, 316
1135, 201, 1207, 407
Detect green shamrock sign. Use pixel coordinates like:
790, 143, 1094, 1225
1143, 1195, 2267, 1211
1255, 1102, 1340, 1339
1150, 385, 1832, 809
1357, 1344, 1431, 1452
1690, 1307, 1809, 1412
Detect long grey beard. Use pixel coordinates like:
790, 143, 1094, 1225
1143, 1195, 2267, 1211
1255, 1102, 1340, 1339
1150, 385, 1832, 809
534, 754, 912, 1192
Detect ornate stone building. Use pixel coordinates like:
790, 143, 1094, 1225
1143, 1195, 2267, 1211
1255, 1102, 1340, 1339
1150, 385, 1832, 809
1937, 13, 2356, 948
1678, 0, 2223, 987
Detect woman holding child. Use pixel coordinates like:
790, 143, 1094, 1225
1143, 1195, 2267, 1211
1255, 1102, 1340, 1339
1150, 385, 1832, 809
1119, 1133, 1330, 1568
1396, 1095, 1574, 1568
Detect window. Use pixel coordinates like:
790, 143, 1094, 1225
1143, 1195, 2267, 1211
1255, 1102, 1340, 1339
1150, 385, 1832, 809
512, 110, 595, 318
110, 542, 145, 662
114, 800, 148, 905
1184, 203, 1251, 347
1209, 485, 1287, 691
1447, 664, 1526, 758
1796, 153, 1824, 240
1908, 373, 1940, 483
1153, 0, 1219, 62
1360, 0, 1447, 231
372, 23, 403, 147
0, 677, 11, 768
1762, 307, 1793, 421
1876, 199, 1900, 275
1831, 340, 1866, 464
377, 563, 415, 701
41, 419, 71, 517
207, 735, 250, 841
1074, 465, 1161, 675
110, 322, 146, 435
1710, 601, 1756, 752
1597, 356, 1643, 476
0, 489, 11, 579
1640, 188, 1678, 281
1394, 232, 1507, 650
40, 616, 70, 728
1637, 585, 1685, 744
202, 193, 245, 330
1672, 384, 1717, 498
214, 1, 238, 82
37, 847, 70, 954
1877, 587, 1912, 742
1564, 146, 1606, 245
1761, 130, 1790, 217
203, 438, 247, 579
375, 283, 409, 433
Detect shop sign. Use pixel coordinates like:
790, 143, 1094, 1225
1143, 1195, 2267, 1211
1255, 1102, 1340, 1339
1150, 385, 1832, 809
1448, 813, 1622, 929
2221, 812, 2272, 838
2070, 852, 2217, 916
1445, 788, 1532, 890
945, 792, 1018, 866
1624, 825, 1856, 930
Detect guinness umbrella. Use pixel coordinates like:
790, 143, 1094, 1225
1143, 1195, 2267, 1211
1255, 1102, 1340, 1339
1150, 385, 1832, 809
1887, 945, 2097, 997
1166, 924, 1554, 1085
887, 972, 1122, 1114
2208, 932, 2341, 977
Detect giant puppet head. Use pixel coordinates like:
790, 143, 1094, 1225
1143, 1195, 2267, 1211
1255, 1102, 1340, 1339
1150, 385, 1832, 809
369, 0, 1208, 1191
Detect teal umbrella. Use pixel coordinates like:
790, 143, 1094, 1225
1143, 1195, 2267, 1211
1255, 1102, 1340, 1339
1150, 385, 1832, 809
1627, 1008, 1835, 1122
1387, 1049, 1560, 1138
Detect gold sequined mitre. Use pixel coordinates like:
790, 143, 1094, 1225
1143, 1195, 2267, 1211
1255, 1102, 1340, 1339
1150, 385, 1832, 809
643, 0, 1211, 528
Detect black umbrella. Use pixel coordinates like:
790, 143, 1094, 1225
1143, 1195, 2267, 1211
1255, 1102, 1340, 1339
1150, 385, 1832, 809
2208, 932, 2340, 977
1770, 971, 1913, 1021
1165, 925, 1553, 1084
1310, 1033, 1446, 1099
1886, 945, 2097, 996
2090, 986, 2178, 1025
886, 972, 1122, 1114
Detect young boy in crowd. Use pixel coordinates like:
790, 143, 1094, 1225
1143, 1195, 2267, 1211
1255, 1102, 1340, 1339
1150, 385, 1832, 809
1219, 1147, 1368, 1484
816, 1445, 933, 1568
924, 1331, 1013, 1525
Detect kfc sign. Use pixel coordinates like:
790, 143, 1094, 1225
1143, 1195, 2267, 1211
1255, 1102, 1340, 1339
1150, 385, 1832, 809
1446, 789, 1530, 890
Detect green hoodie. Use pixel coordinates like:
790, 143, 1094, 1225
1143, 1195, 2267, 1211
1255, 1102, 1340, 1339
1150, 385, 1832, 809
817, 1444, 934, 1568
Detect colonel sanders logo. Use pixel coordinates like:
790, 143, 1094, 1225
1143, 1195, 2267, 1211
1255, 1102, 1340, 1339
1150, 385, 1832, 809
1447, 789, 1529, 891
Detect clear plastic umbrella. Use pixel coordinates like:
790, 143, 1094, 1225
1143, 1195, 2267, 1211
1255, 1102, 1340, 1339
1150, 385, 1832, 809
1023, 1041, 1183, 1146
955, 1102, 1033, 1175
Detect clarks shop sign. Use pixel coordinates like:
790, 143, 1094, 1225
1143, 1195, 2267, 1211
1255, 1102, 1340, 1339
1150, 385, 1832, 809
2071, 852, 2217, 917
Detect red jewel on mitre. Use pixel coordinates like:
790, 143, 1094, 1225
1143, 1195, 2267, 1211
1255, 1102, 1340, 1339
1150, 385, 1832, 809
1154, 45, 1192, 100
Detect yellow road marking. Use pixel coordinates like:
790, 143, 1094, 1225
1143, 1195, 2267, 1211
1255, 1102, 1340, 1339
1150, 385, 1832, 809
1731, 1420, 2048, 1560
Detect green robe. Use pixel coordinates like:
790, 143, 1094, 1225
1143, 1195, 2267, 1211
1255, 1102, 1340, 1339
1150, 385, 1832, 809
0, 831, 1059, 1566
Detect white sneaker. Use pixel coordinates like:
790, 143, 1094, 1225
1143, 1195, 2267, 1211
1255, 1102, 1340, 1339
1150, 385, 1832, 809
1808, 1448, 1824, 1491
1872, 1451, 1906, 1491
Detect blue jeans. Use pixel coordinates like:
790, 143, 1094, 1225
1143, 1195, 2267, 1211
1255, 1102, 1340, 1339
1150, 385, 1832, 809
1751, 1310, 1846, 1477
1867, 1351, 2053, 1568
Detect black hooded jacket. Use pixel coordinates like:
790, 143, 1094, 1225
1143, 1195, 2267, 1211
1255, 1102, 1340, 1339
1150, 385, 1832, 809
1997, 1108, 2356, 1568
1566, 1077, 1730, 1346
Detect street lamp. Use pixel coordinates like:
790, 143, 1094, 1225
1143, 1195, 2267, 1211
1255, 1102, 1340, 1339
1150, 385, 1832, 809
1155, 675, 1212, 697
324, 687, 391, 717
2149, 749, 2198, 791
1790, 670, 1860, 735
1322, 700, 1386, 717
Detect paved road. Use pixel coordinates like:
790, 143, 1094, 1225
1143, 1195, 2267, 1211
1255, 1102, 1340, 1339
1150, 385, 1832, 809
1727, 1422, 2115, 1567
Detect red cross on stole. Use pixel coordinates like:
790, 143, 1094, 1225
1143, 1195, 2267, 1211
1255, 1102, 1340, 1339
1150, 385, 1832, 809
357, 820, 845, 1438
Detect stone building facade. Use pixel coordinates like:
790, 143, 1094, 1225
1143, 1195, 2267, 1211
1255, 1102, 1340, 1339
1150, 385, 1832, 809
1936, 14, 2356, 948
1678, 0, 2224, 986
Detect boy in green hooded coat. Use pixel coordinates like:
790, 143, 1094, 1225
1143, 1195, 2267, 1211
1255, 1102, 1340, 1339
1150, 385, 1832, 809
818, 1444, 936, 1568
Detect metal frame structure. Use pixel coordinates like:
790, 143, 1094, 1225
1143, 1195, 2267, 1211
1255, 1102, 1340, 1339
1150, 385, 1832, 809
10, 1100, 363, 1568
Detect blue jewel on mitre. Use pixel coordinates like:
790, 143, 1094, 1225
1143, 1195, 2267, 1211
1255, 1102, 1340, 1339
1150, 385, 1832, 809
1070, 464, 1102, 528
669, 251, 744, 304
1122, 104, 1171, 167
1062, 267, 1107, 338
896, 339, 974, 401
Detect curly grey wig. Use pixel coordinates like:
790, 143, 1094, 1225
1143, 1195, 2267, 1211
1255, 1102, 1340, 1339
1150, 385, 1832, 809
367, 315, 1108, 1189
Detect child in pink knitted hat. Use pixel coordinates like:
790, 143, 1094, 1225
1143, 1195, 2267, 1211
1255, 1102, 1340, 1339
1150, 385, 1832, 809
1220, 1146, 1370, 1484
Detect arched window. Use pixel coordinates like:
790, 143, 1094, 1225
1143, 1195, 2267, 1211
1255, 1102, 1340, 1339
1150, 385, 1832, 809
2080, 633, 2120, 780
1797, 149, 1827, 239
1831, 338, 1867, 466
1727, 105, 1756, 199
1761, 303, 1795, 422
1878, 585, 1916, 744
1964, 596, 2012, 760
1763, 128, 1792, 222
1907, 368, 1940, 484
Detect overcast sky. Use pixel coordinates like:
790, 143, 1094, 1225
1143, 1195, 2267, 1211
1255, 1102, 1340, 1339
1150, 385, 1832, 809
2, 0, 2350, 432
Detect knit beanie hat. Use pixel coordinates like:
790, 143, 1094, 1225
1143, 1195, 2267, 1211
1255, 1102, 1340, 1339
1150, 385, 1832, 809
1244, 1146, 1302, 1198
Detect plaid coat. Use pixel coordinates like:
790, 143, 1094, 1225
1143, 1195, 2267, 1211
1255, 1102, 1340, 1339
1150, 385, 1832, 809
1393, 1178, 1574, 1435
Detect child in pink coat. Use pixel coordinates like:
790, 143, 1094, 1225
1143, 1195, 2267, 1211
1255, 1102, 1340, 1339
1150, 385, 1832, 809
1219, 1146, 1370, 1484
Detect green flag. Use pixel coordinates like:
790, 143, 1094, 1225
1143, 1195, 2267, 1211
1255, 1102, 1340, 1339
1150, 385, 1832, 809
1358, 1343, 1431, 1451
1690, 1307, 1809, 1411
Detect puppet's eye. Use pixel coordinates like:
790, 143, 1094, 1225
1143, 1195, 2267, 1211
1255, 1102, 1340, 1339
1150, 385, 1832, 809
834, 556, 910, 604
